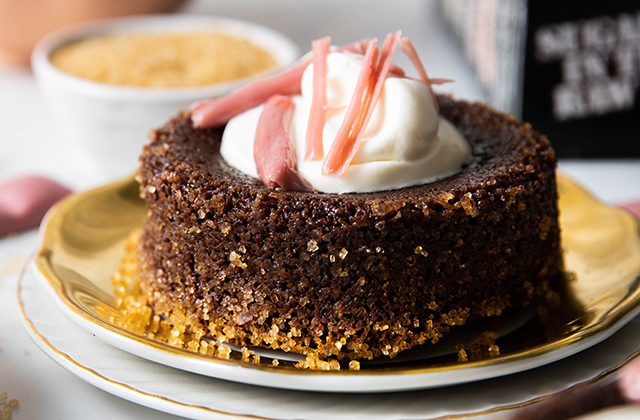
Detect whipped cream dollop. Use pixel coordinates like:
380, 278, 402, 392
220, 51, 471, 193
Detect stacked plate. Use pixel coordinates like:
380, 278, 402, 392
19, 175, 640, 419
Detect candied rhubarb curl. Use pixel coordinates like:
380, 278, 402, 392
322, 31, 402, 176
337, 38, 369, 54
190, 34, 456, 185
191, 58, 310, 128
190, 39, 385, 129
189, 36, 411, 131
254, 95, 313, 192
399, 36, 430, 84
399, 36, 453, 110
304, 36, 331, 161
359, 31, 402, 149
321, 38, 379, 176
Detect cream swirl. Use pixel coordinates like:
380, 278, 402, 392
221, 51, 471, 193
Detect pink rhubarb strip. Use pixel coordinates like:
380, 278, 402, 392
358, 31, 402, 149
254, 95, 313, 192
321, 38, 379, 176
322, 32, 402, 176
337, 38, 370, 55
191, 59, 311, 128
399, 36, 431, 84
399, 36, 454, 110
337, 39, 405, 77
190, 38, 409, 130
304, 36, 331, 161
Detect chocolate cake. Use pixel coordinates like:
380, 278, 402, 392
136, 95, 564, 365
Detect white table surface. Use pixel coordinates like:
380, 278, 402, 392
1, 1, 639, 419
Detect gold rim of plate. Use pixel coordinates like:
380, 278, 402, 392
34, 174, 640, 376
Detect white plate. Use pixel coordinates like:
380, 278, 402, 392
19, 259, 640, 419
29, 175, 640, 393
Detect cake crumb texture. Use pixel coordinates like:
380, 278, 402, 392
136, 95, 564, 364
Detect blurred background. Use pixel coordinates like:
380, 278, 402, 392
1, 0, 638, 194
0, 0, 480, 188
440, 0, 640, 158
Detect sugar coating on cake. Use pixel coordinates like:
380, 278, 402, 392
136, 95, 563, 366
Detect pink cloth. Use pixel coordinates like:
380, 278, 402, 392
620, 357, 640, 403
621, 201, 640, 220
0, 175, 72, 238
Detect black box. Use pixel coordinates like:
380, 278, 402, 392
439, 0, 640, 157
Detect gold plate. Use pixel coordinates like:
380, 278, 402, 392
33, 174, 640, 392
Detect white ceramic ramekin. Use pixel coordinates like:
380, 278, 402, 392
32, 15, 299, 180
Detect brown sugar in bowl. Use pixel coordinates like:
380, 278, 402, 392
30, 15, 299, 180
0, 0, 188, 66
